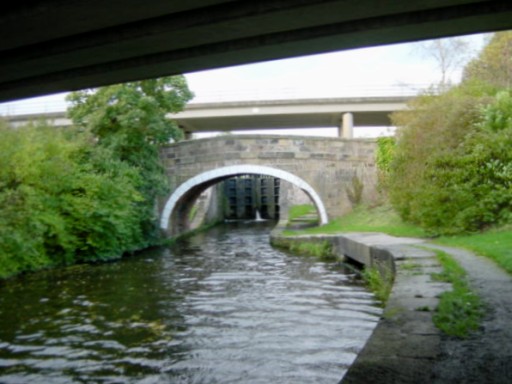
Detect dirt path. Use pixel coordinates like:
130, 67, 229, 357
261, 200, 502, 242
424, 244, 512, 383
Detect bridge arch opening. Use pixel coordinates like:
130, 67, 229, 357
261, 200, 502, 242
160, 164, 328, 235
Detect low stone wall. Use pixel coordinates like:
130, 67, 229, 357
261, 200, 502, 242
270, 227, 451, 384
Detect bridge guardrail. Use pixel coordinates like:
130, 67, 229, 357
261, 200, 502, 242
0, 84, 438, 117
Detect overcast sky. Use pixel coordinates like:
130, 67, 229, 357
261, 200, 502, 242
0, 32, 487, 136
186, 32, 486, 101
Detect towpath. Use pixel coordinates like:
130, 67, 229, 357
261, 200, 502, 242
425, 244, 512, 384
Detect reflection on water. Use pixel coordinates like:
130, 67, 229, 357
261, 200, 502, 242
0, 222, 381, 383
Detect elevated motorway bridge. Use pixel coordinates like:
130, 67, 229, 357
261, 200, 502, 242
176, 96, 408, 137
3, 95, 409, 138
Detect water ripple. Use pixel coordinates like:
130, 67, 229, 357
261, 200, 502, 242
0, 222, 381, 383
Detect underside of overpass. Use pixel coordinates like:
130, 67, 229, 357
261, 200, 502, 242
1, 1, 512, 102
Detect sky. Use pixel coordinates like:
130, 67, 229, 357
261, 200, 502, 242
0, 32, 487, 137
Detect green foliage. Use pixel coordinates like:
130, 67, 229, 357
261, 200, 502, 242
375, 136, 396, 190
0, 76, 193, 279
430, 250, 484, 338
288, 240, 334, 261
362, 266, 393, 305
463, 31, 512, 89
375, 136, 396, 173
387, 32, 512, 235
389, 32, 512, 235
66, 77, 193, 146
389, 88, 512, 234
0, 125, 143, 278
67, 76, 193, 243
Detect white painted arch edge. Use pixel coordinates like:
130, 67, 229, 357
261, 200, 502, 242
160, 164, 329, 230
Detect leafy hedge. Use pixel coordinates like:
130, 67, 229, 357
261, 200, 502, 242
386, 32, 512, 235
0, 76, 193, 279
388, 88, 512, 234
0, 125, 144, 278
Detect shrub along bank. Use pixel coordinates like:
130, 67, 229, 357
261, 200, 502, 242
386, 32, 512, 235
0, 124, 144, 278
0, 76, 193, 279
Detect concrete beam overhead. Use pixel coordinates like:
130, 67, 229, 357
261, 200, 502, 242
1, 1, 512, 102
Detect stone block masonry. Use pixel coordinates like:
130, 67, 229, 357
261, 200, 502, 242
160, 134, 378, 234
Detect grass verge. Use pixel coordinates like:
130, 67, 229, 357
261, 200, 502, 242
435, 228, 512, 275
288, 204, 317, 221
283, 204, 427, 238
430, 249, 484, 338
288, 240, 335, 261
271, 235, 336, 262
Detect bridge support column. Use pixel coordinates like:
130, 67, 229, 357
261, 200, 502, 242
338, 112, 354, 139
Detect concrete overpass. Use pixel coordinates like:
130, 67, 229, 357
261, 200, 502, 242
176, 96, 408, 136
2, 95, 409, 137
1, 1, 512, 102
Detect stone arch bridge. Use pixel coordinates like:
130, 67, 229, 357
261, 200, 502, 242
159, 135, 377, 236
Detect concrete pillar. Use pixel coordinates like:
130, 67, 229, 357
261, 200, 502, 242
338, 112, 354, 139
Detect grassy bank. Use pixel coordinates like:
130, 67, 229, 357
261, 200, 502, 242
285, 204, 512, 277
436, 228, 512, 275
284, 204, 427, 238
288, 204, 317, 221
270, 234, 336, 262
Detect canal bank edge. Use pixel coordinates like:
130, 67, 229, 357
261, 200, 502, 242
270, 224, 451, 384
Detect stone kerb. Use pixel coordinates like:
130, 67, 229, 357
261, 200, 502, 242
160, 134, 377, 219
270, 229, 450, 384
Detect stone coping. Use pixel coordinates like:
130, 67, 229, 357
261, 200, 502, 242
161, 134, 376, 147
270, 227, 451, 384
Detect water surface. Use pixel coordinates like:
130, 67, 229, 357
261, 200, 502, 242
0, 222, 381, 383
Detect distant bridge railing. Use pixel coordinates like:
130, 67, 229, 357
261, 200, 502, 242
0, 84, 438, 117
190, 83, 436, 103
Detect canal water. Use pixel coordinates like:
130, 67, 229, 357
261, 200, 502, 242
0, 222, 381, 383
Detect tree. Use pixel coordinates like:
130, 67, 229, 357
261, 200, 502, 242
387, 33, 512, 234
67, 76, 194, 244
463, 31, 512, 89
415, 37, 473, 89
0, 124, 145, 278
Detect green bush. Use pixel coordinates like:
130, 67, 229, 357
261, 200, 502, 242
0, 124, 144, 278
0, 76, 193, 279
389, 89, 512, 234
67, 76, 193, 244
386, 33, 512, 235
